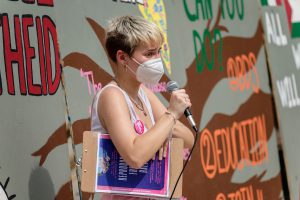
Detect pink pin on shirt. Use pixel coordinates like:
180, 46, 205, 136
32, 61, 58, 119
134, 120, 144, 135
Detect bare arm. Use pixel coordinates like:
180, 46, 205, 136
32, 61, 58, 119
142, 85, 195, 149
98, 87, 189, 169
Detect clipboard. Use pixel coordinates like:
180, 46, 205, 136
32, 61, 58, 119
81, 131, 183, 199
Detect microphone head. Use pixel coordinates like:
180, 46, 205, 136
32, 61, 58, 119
167, 81, 179, 93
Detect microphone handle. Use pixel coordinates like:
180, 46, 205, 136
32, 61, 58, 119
184, 108, 192, 117
184, 108, 198, 133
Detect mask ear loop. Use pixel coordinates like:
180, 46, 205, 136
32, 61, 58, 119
124, 64, 128, 72
131, 57, 142, 66
126, 64, 137, 75
126, 57, 140, 75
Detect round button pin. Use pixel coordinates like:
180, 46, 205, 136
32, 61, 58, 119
134, 120, 144, 135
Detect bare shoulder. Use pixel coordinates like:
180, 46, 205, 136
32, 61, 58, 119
97, 85, 131, 127
99, 85, 124, 101
99, 85, 126, 106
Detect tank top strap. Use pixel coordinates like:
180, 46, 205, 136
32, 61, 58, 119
93, 83, 138, 126
138, 87, 155, 125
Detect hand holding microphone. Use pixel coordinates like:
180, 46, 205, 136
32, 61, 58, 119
167, 81, 199, 200
167, 81, 198, 133
167, 89, 191, 119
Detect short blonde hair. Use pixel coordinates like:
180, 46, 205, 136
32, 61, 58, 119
105, 15, 164, 62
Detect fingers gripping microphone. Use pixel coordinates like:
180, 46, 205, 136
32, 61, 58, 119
167, 81, 199, 199
166, 81, 198, 133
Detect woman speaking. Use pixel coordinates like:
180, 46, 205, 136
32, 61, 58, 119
91, 15, 194, 200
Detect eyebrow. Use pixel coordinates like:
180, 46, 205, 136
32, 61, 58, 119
146, 47, 162, 52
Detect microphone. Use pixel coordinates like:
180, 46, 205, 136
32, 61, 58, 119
166, 81, 198, 133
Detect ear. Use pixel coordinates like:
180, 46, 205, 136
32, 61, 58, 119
116, 50, 129, 65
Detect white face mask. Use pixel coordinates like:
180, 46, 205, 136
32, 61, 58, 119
128, 57, 164, 85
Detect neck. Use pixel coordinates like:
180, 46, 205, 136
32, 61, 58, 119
114, 75, 141, 100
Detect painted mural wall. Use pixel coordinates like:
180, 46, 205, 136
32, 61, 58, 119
1, 0, 300, 199
0, 0, 72, 200
260, 0, 300, 200
55, 0, 284, 199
